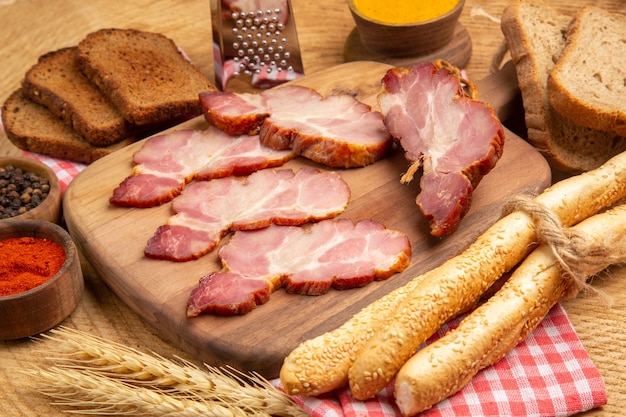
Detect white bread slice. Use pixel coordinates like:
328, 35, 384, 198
501, 0, 626, 173
547, 6, 626, 137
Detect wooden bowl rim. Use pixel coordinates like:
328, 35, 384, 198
347, 0, 465, 27
0, 218, 78, 300
0, 155, 62, 223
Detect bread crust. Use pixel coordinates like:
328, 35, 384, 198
76, 28, 217, 126
501, 0, 626, 174
2, 89, 132, 164
22, 47, 132, 146
547, 6, 626, 137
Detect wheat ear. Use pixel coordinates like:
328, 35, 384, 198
31, 327, 308, 417
28, 366, 251, 416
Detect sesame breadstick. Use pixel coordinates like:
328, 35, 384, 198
395, 202, 626, 416
348, 151, 626, 400
281, 150, 626, 399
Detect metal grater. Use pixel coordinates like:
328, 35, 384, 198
211, 0, 304, 91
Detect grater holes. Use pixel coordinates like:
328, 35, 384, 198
231, 7, 295, 76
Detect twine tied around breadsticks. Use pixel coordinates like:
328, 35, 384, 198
503, 194, 626, 306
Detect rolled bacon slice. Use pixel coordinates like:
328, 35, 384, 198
199, 85, 392, 168
110, 127, 295, 208
187, 218, 411, 316
378, 62, 505, 236
144, 167, 351, 261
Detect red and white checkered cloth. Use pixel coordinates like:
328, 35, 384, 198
22, 151, 86, 193
13, 146, 607, 416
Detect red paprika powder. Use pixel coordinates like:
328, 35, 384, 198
0, 236, 66, 296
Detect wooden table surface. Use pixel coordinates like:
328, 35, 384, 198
1, 0, 625, 415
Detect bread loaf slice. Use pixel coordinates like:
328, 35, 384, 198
501, 0, 626, 173
547, 6, 626, 136
76, 28, 217, 126
2, 89, 133, 164
22, 47, 132, 147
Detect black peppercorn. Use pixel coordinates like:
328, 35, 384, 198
0, 164, 50, 218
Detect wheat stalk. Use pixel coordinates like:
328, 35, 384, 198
29, 367, 248, 416
30, 327, 309, 417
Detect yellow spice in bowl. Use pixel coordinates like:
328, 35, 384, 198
353, 0, 459, 24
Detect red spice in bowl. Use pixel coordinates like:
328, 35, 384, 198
0, 237, 66, 296
0, 219, 83, 339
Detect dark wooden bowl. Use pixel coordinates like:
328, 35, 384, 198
347, 0, 465, 57
0, 219, 83, 339
0, 156, 62, 224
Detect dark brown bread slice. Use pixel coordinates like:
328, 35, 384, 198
76, 28, 217, 126
500, 0, 626, 174
2, 89, 133, 164
22, 47, 132, 147
547, 6, 626, 136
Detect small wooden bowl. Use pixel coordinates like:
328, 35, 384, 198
347, 0, 465, 57
0, 219, 83, 339
0, 156, 62, 224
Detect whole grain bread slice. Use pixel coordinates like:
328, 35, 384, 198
2, 89, 133, 164
501, 0, 626, 173
547, 6, 626, 136
76, 28, 217, 126
22, 47, 132, 147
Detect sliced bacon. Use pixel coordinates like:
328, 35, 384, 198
187, 219, 412, 316
199, 85, 392, 168
378, 62, 505, 236
187, 272, 271, 316
198, 91, 270, 136
144, 167, 351, 261
109, 127, 295, 208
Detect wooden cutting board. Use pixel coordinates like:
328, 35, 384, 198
63, 61, 551, 379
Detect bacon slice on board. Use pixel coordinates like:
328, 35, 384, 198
144, 167, 351, 261
378, 62, 505, 237
199, 85, 392, 168
187, 219, 412, 316
109, 127, 295, 208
